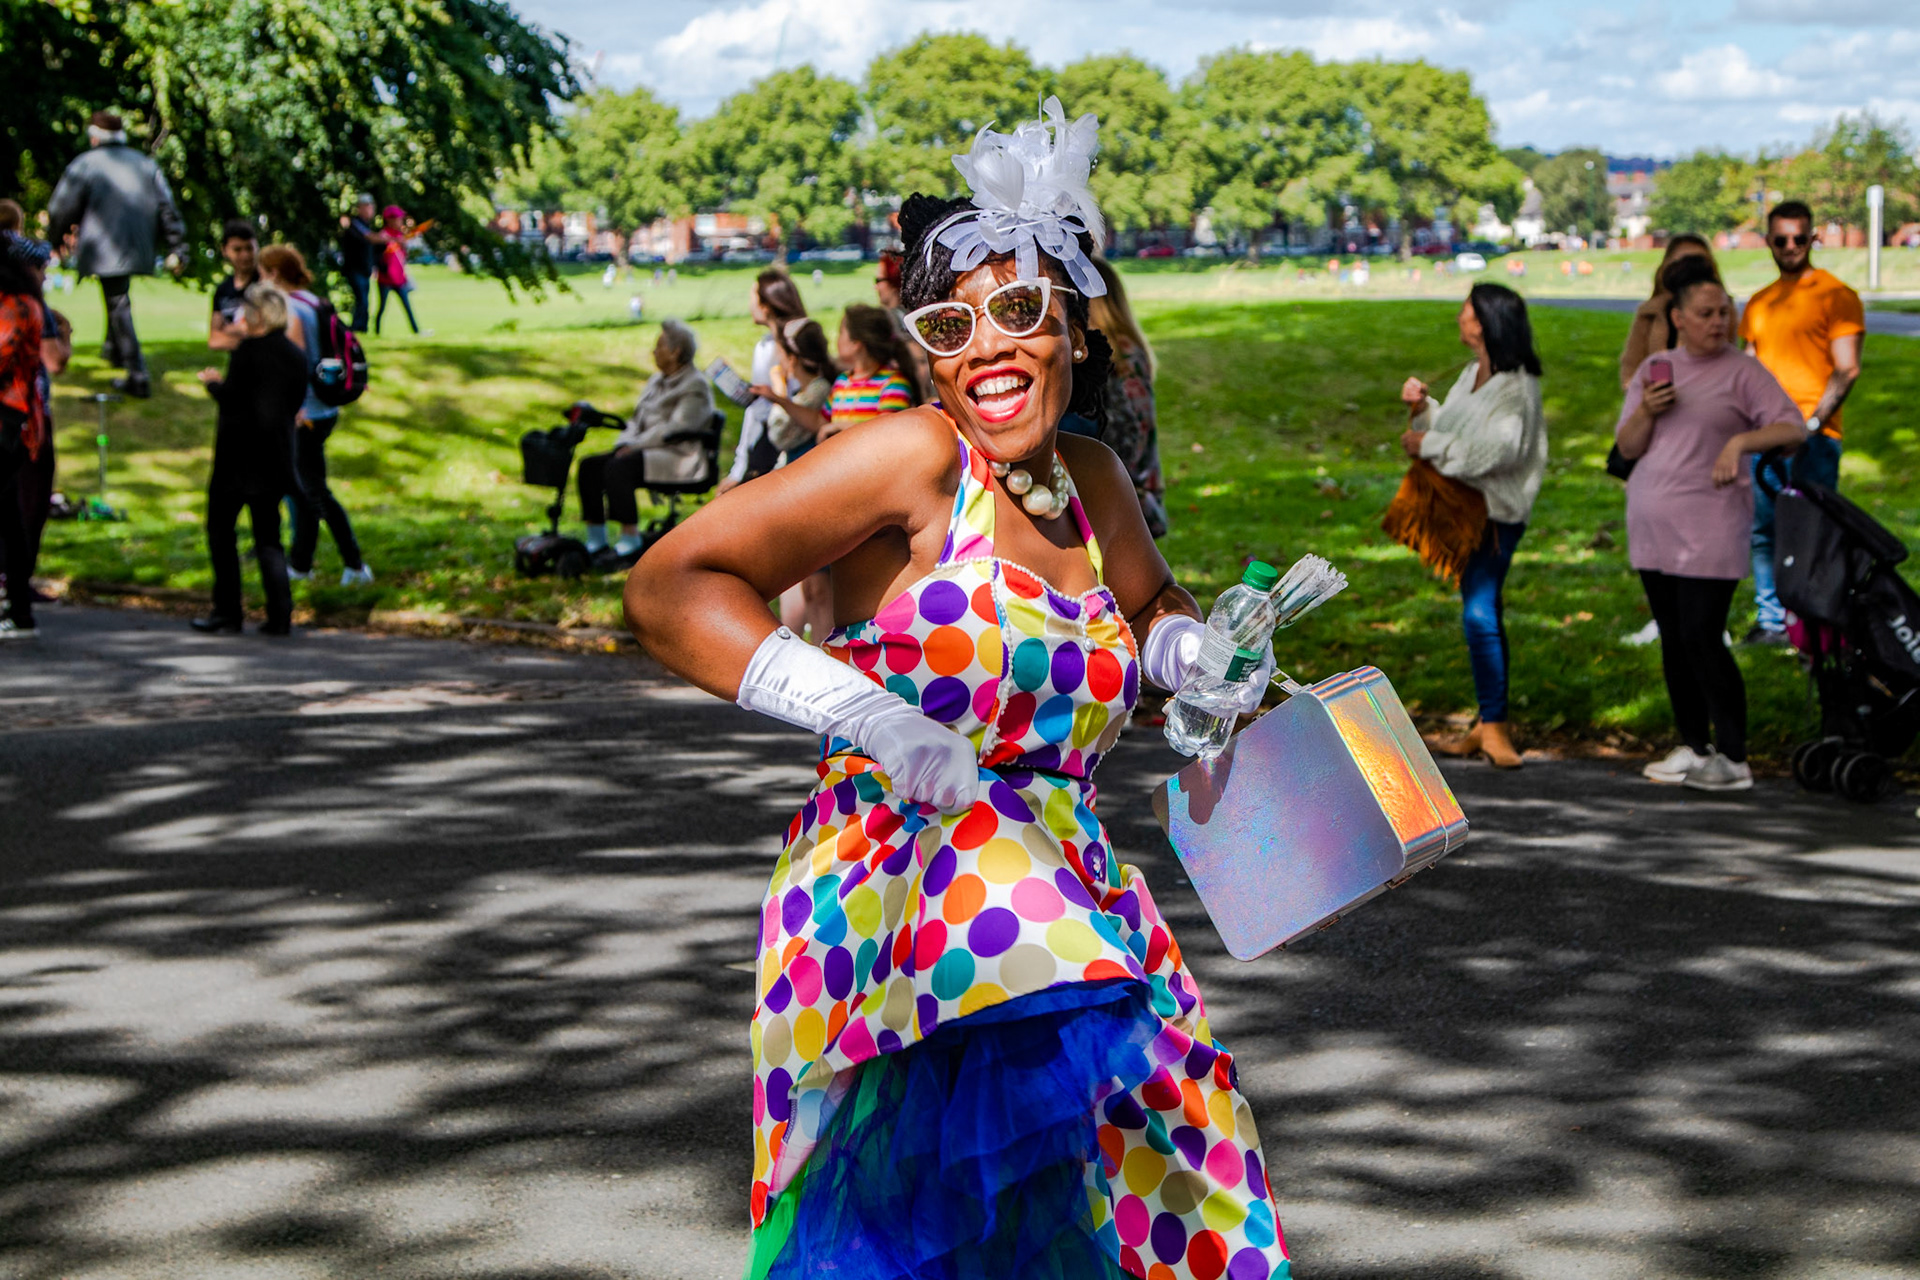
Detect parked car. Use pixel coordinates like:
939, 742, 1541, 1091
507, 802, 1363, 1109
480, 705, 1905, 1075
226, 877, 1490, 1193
797, 246, 865, 262
1181, 245, 1224, 258
1458, 240, 1507, 257
1136, 244, 1176, 258
1455, 251, 1488, 272
721, 248, 778, 264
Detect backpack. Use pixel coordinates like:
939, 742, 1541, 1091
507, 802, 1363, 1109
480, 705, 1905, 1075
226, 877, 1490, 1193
308, 293, 369, 407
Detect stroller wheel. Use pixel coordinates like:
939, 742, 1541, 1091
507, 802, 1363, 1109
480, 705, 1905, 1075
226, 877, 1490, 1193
555, 547, 590, 580
1793, 738, 1842, 792
1835, 752, 1893, 804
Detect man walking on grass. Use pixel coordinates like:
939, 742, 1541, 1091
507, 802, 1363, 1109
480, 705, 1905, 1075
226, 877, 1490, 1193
44, 110, 186, 399
1737, 199, 1864, 645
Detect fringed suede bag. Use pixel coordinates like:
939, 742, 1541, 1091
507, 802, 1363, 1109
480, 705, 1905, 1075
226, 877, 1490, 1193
1381, 459, 1488, 585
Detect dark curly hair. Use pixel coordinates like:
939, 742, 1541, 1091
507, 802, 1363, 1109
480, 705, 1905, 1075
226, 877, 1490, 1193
1660, 254, 1725, 351
898, 193, 1110, 431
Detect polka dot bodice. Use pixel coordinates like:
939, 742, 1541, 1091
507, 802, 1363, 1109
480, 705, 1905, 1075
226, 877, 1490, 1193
821, 424, 1139, 779
748, 420, 1290, 1280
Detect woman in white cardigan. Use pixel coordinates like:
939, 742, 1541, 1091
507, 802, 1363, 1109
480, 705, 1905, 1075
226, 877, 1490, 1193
1398, 283, 1549, 768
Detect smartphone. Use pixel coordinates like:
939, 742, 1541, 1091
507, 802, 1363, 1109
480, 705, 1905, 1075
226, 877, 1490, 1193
1647, 357, 1673, 386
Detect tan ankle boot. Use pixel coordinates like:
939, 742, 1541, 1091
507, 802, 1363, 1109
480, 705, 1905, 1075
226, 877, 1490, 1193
1434, 720, 1484, 758
1479, 720, 1522, 769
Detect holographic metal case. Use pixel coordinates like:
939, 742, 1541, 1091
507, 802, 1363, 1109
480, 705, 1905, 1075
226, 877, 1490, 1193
1152, 666, 1468, 960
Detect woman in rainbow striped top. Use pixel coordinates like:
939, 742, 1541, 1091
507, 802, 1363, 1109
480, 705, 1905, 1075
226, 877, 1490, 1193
819, 304, 923, 440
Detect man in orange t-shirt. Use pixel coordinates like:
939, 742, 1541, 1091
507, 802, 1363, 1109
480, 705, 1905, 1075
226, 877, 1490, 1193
1736, 200, 1864, 642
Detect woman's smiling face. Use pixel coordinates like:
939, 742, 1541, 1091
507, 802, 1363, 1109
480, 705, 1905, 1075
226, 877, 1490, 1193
926, 257, 1082, 466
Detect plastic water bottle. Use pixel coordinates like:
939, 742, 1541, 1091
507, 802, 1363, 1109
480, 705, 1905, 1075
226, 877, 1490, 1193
1165, 560, 1279, 759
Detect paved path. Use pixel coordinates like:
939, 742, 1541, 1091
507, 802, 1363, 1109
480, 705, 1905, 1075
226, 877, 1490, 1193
1531, 294, 1920, 337
4, 608, 1919, 1279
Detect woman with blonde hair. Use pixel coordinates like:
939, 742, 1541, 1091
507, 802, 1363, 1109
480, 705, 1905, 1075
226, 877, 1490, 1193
192, 281, 309, 635
1088, 257, 1167, 536
1620, 234, 1719, 389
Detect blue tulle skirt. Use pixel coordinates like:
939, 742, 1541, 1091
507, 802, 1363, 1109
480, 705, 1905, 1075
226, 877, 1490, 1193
754, 980, 1163, 1280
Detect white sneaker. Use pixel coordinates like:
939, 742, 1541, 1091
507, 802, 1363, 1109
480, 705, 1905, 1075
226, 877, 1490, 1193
1643, 744, 1704, 783
1623, 619, 1661, 646
340, 565, 375, 587
1682, 751, 1753, 792
0, 618, 38, 640
287, 569, 312, 582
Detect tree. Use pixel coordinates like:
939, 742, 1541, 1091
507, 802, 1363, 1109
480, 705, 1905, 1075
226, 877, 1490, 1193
1180, 49, 1351, 252
1054, 53, 1193, 237
1533, 148, 1612, 238
1648, 150, 1746, 235
1342, 61, 1524, 244
1804, 112, 1917, 236
864, 34, 1052, 200
0, 0, 120, 216
504, 85, 686, 231
21, 0, 577, 290
686, 67, 862, 248
1501, 146, 1548, 177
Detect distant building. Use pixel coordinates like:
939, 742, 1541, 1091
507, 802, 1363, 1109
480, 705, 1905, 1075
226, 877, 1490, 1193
1512, 182, 1545, 245
1607, 166, 1657, 240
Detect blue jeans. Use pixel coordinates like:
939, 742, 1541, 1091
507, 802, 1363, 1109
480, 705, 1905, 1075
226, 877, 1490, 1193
1750, 433, 1842, 630
1461, 520, 1525, 722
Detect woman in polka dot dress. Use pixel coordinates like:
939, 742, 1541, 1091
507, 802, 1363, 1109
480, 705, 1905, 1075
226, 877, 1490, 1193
626, 103, 1288, 1280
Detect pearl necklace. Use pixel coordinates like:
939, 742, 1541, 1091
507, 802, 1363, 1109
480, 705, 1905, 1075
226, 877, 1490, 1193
989, 456, 1072, 519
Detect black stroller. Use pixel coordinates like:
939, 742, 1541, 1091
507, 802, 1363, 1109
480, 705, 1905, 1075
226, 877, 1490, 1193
1765, 453, 1920, 802
512, 402, 724, 579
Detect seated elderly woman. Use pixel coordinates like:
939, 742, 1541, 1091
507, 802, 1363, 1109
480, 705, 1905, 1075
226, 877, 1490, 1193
579, 317, 715, 567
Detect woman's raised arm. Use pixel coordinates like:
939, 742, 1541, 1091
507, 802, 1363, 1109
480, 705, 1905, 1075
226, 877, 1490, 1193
623, 406, 955, 699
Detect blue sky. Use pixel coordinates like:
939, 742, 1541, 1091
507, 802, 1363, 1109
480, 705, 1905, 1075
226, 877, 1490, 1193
551, 0, 1920, 156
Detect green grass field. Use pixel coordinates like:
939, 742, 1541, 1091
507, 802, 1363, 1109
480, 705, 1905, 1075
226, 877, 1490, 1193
35, 256, 1920, 756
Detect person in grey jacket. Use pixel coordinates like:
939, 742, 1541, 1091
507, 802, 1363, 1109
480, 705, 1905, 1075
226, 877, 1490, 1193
577, 318, 716, 567
44, 110, 186, 398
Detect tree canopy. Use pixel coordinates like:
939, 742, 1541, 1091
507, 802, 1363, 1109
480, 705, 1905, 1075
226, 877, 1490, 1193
1533, 148, 1612, 238
8, 0, 577, 289
864, 34, 1053, 200
684, 67, 864, 246
1648, 150, 1747, 235
1054, 53, 1193, 236
504, 85, 685, 232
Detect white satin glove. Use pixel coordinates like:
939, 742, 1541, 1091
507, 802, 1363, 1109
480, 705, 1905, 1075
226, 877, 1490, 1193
1142, 614, 1273, 715
737, 627, 979, 814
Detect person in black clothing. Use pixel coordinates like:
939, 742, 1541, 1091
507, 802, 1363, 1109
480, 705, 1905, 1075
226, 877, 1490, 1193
336, 194, 386, 333
192, 282, 308, 636
208, 219, 259, 352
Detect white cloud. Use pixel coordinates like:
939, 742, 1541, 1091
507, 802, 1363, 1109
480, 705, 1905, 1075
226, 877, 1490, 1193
1656, 46, 1795, 102
510, 0, 1920, 155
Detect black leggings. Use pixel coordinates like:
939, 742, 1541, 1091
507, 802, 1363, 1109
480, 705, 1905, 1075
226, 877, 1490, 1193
375, 284, 418, 334
0, 426, 32, 625
577, 449, 647, 526
289, 417, 363, 574
207, 481, 291, 627
1640, 571, 1745, 763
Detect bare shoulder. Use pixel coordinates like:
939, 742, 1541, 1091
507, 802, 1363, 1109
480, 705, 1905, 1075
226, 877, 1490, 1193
1058, 434, 1139, 531
790, 403, 960, 523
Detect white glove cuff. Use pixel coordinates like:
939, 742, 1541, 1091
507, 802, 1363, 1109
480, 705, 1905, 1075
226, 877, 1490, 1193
1141, 614, 1205, 694
738, 627, 901, 737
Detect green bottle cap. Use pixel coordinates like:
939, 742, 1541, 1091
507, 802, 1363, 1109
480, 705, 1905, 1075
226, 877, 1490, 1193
1241, 560, 1279, 592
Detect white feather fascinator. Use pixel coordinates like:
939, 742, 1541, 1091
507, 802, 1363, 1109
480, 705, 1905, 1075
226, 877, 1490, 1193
932, 96, 1107, 297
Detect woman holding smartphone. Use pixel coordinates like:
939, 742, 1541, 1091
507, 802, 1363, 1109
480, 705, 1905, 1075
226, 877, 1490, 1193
1614, 255, 1806, 792
1398, 283, 1548, 769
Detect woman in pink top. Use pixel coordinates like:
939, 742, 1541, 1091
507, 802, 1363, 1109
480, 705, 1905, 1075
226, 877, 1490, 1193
1614, 255, 1805, 793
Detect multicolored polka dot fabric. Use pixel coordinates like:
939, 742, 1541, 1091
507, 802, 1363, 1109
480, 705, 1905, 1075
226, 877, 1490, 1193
749, 420, 1289, 1280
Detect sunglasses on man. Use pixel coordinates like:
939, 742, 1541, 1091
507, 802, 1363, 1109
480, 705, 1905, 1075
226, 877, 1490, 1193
1770, 233, 1810, 247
